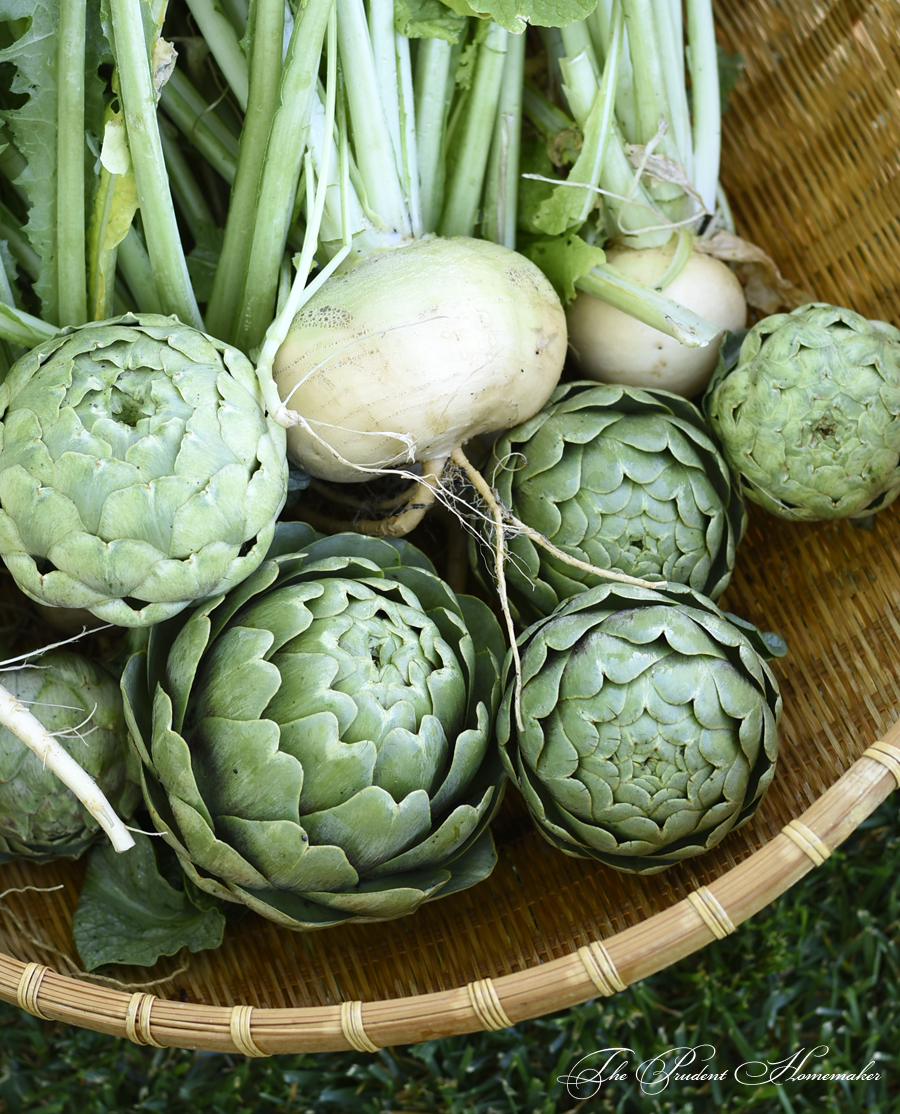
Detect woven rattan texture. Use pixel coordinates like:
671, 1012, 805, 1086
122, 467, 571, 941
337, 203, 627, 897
1, 0, 899, 1030
716, 0, 900, 321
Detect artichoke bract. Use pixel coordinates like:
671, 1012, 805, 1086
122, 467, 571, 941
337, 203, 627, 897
121, 523, 507, 930
497, 582, 782, 875
0, 651, 139, 863
0, 313, 288, 626
705, 303, 900, 521
476, 381, 746, 625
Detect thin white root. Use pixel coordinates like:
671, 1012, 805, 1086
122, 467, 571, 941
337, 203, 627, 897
451, 448, 525, 731
508, 520, 665, 590
449, 448, 666, 589
0, 682, 135, 854
449, 446, 670, 735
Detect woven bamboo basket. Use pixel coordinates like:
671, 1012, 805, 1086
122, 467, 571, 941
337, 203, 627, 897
2, 0, 900, 1057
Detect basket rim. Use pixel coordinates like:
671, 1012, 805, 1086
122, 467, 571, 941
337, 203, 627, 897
2, 731, 898, 1056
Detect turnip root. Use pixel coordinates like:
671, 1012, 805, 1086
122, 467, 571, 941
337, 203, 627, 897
273, 236, 568, 484
567, 243, 747, 398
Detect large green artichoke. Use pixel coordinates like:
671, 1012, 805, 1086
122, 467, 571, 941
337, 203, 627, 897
0, 313, 288, 626
497, 582, 782, 874
705, 303, 900, 521
0, 651, 139, 863
121, 523, 507, 930
475, 381, 746, 625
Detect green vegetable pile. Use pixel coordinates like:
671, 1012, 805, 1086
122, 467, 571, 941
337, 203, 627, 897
0, 0, 888, 977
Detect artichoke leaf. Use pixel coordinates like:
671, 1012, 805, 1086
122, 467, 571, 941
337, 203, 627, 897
135, 543, 243, 604
278, 717, 375, 813
191, 625, 280, 722
216, 815, 359, 891
227, 884, 364, 930
430, 702, 492, 813
190, 715, 300, 824
302, 786, 434, 873
0, 466, 86, 559
163, 609, 215, 732
365, 787, 498, 878
371, 719, 450, 800
49, 533, 163, 597
121, 650, 153, 768
149, 688, 214, 829
168, 794, 272, 891
169, 465, 255, 552
264, 520, 320, 562
288, 875, 450, 920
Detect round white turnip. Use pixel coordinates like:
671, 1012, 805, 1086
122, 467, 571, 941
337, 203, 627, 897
567, 243, 747, 398
273, 236, 568, 484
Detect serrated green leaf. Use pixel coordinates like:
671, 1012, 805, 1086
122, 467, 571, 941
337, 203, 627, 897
440, 0, 597, 34
71, 829, 226, 970
0, 0, 111, 324
394, 0, 468, 41
519, 231, 605, 304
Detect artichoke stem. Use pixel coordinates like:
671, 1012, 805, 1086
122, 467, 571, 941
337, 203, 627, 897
0, 682, 135, 854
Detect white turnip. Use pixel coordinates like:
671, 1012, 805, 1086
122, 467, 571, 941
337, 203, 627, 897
566, 243, 747, 398
273, 236, 568, 484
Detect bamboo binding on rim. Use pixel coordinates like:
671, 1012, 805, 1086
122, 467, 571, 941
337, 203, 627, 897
1, 0, 900, 1054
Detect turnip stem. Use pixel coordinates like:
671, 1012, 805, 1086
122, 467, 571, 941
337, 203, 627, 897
335, 0, 411, 239
108, 0, 202, 329
439, 22, 508, 238
57, 0, 88, 327
117, 226, 163, 315
256, 10, 346, 404
185, 0, 250, 110
686, 0, 721, 215
159, 118, 216, 238
205, 0, 284, 342
413, 38, 453, 231
159, 70, 239, 184
0, 303, 58, 349
0, 682, 134, 854
482, 29, 525, 248
576, 261, 720, 345
233, 0, 335, 354
368, 0, 404, 188
395, 32, 423, 238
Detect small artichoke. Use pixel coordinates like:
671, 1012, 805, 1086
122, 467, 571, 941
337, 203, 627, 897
0, 651, 139, 863
121, 523, 507, 930
497, 582, 782, 874
475, 381, 746, 625
0, 313, 288, 626
705, 303, 900, 521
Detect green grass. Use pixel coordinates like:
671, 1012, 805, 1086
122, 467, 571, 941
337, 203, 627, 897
1, 800, 898, 1114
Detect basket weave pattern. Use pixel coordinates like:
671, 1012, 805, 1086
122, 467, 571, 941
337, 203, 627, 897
1, 0, 900, 1054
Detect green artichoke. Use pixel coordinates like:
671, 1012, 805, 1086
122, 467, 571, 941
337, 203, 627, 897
474, 381, 746, 625
497, 582, 782, 874
121, 522, 507, 930
0, 313, 288, 626
705, 303, 900, 521
0, 651, 139, 862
